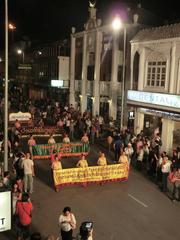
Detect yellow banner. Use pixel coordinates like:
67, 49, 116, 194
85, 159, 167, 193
53, 164, 129, 186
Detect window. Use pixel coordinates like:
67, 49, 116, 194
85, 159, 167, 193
146, 61, 166, 87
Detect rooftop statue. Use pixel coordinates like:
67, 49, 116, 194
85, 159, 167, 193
89, 0, 96, 8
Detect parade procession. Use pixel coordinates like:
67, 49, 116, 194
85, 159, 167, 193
1, 0, 180, 240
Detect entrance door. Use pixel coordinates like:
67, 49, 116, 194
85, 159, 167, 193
87, 96, 93, 113
144, 115, 162, 136
100, 102, 109, 121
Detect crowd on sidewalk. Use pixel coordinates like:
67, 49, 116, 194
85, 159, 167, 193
111, 129, 180, 200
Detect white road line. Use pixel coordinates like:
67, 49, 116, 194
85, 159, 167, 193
128, 193, 148, 208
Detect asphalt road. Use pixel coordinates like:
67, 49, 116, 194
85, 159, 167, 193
1, 139, 180, 240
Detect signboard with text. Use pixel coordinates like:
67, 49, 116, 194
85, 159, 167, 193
18, 64, 32, 70
127, 90, 180, 110
0, 191, 11, 232
9, 111, 31, 122
53, 163, 129, 189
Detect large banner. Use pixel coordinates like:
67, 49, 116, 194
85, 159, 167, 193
33, 142, 90, 159
21, 126, 61, 136
53, 163, 129, 189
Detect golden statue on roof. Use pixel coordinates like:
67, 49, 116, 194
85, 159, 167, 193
89, 0, 96, 8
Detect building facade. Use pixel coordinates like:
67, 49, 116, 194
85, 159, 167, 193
129, 23, 180, 153
69, 4, 142, 123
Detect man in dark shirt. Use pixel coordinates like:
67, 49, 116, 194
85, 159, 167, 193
114, 136, 123, 163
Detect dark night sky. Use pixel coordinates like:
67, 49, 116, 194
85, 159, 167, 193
0, 0, 180, 48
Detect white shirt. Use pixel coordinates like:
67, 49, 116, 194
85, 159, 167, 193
48, 138, 56, 144
137, 149, 144, 162
161, 161, 171, 173
99, 116, 104, 125
125, 147, 134, 163
63, 137, 70, 143
59, 213, 76, 232
22, 158, 34, 175
66, 120, 70, 127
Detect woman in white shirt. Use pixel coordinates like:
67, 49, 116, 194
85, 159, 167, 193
63, 134, 70, 144
59, 206, 76, 240
48, 134, 56, 144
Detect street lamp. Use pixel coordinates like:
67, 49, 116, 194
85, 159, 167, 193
8, 22, 16, 42
17, 49, 25, 63
4, 0, 9, 171
112, 16, 127, 130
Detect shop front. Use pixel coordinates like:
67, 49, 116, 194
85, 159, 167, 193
127, 90, 180, 154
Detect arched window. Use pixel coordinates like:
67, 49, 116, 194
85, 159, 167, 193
133, 51, 140, 90
146, 52, 166, 88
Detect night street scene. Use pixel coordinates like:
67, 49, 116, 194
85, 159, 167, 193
0, 0, 180, 240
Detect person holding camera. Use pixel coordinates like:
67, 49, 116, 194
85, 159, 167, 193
76, 222, 93, 240
58, 206, 76, 240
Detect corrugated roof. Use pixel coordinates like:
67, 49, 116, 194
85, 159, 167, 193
131, 23, 180, 42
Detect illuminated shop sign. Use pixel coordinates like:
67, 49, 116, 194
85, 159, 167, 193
51, 80, 63, 87
0, 191, 11, 232
127, 90, 180, 109
139, 108, 180, 121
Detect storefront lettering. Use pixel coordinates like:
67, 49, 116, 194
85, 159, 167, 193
127, 90, 180, 109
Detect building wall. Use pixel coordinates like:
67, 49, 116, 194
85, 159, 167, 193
131, 39, 180, 94
130, 37, 180, 153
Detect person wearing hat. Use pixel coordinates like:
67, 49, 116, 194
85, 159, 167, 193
76, 155, 88, 168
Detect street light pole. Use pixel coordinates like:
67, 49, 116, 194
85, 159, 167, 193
120, 27, 127, 130
4, 0, 9, 171
112, 16, 127, 130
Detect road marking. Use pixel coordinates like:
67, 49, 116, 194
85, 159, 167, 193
128, 193, 148, 208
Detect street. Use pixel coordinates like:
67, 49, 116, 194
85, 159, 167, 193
1, 140, 180, 240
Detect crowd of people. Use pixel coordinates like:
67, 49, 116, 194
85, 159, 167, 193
0, 100, 105, 240
111, 129, 180, 199
0, 96, 180, 239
